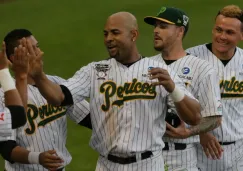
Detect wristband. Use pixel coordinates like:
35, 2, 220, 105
170, 86, 185, 102
0, 68, 16, 92
28, 152, 41, 164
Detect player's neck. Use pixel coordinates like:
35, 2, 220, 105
27, 76, 36, 85
120, 47, 141, 64
212, 45, 236, 60
161, 44, 186, 60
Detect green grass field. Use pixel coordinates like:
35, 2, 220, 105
0, 0, 243, 170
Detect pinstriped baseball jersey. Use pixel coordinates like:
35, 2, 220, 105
62, 57, 195, 157
150, 54, 222, 144
5, 75, 90, 171
0, 90, 13, 141
187, 44, 243, 142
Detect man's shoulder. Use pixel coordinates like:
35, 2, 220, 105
186, 44, 208, 53
236, 46, 243, 53
147, 53, 161, 59
185, 54, 211, 65
142, 57, 167, 67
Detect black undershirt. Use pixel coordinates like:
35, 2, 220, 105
163, 53, 190, 65
206, 43, 236, 66
163, 60, 176, 65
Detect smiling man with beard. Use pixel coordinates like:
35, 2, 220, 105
144, 6, 222, 171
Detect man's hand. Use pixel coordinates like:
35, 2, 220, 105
24, 39, 44, 79
39, 150, 64, 171
165, 121, 191, 139
0, 42, 9, 70
148, 67, 175, 93
200, 133, 223, 160
12, 38, 29, 79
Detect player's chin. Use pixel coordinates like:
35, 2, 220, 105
154, 45, 163, 51
108, 51, 118, 58
216, 45, 231, 53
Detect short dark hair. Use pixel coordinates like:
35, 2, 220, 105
4, 29, 32, 59
216, 5, 243, 31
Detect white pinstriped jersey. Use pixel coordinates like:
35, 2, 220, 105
150, 54, 222, 144
187, 44, 243, 142
0, 91, 13, 141
5, 75, 90, 171
62, 57, 195, 157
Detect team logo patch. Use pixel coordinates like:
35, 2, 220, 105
148, 66, 154, 70
157, 7, 166, 16
94, 64, 111, 80
182, 67, 190, 74
217, 100, 222, 112
183, 15, 189, 26
0, 112, 4, 121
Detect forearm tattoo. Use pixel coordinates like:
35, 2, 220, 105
188, 116, 221, 136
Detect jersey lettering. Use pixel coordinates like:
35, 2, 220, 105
100, 78, 156, 111
220, 77, 243, 97
25, 104, 66, 135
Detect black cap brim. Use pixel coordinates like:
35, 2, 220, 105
144, 16, 175, 25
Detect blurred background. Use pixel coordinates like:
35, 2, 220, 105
0, 0, 243, 170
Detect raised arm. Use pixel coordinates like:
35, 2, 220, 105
0, 42, 26, 129
165, 71, 222, 138
149, 67, 201, 125
23, 39, 65, 106
24, 39, 90, 107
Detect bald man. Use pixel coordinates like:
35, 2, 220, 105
27, 12, 201, 171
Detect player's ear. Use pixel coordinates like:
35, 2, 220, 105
131, 29, 138, 42
178, 26, 184, 39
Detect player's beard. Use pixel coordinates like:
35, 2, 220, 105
154, 45, 163, 51
153, 39, 164, 52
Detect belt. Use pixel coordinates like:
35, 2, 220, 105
107, 151, 153, 164
5, 168, 64, 171
163, 142, 187, 150
219, 141, 235, 145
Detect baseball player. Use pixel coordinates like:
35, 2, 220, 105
186, 5, 243, 171
0, 40, 65, 170
144, 7, 222, 171
3, 29, 91, 171
27, 12, 201, 171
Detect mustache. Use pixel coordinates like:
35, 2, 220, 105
154, 34, 162, 40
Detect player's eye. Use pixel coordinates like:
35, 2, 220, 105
215, 27, 222, 33
112, 31, 120, 35
158, 23, 168, 29
226, 30, 234, 35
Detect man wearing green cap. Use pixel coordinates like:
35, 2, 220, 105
144, 7, 222, 171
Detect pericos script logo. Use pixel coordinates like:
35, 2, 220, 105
182, 67, 190, 74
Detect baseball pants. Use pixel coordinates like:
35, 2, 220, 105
197, 139, 243, 171
163, 142, 198, 171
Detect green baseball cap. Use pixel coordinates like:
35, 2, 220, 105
144, 7, 189, 33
